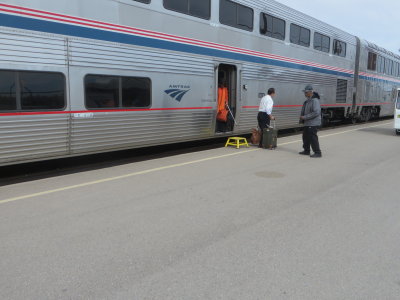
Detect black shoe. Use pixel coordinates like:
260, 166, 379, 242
310, 153, 322, 158
299, 151, 310, 155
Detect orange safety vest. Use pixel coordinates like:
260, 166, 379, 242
217, 87, 229, 122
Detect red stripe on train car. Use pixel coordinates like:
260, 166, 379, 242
0, 107, 213, 117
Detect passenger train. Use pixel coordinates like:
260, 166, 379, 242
0, 0, 399, 166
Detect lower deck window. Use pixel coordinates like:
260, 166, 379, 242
0, 70, 65, 111
0, 71, 16, 110
85, 75, 151, 109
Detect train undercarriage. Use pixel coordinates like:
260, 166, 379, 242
321, 106, 382, 126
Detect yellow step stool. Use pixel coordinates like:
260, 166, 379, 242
225, 137, 249, 149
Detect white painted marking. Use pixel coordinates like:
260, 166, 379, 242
73, 113, 94, 118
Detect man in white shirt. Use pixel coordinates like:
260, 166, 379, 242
258, 88, 276, 148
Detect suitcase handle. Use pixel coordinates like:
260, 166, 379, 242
268, 120, 276, 129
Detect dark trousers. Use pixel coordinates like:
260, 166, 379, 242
257, 112, 270, 147
302, 126, 321, 154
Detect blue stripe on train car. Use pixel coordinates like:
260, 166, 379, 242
0, 12, 354, 79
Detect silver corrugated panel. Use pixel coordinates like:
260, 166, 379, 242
237, 107, 302, 132
0, 116, 69, 164
69, 40, 214, 77
242, 64, 339, 86
0, 29, 67, 66
236, 110, 258, 132
70, 111, 214, 153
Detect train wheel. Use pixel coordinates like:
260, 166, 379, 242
362, 109, 372, 122
351, 117, 357, 125
396, 130, 400, 136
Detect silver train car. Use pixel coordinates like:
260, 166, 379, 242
0, 0, 399, 166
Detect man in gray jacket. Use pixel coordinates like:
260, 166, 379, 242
299, 85, 322, 158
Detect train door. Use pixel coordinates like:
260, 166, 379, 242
215, 64, 237, 133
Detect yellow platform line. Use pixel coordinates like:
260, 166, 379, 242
0, 121, 392, 205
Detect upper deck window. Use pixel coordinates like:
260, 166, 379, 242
385, 58, 393, 75
367, 52, 377, 71
290, 24, 310, 47
377, 56, 385, 73
333, 39, 346, 57
314, 32, 330, 53
398, 63, 400, 77
0, 70, 65, 111
260, 13, 285, 40
220, 0, 254, 32
164, 0, 211, 20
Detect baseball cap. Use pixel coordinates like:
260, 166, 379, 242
303, 85, 313, 92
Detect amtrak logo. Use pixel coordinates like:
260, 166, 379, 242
164, 85, 191, 102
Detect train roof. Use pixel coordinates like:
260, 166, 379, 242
363, 40, 400, 60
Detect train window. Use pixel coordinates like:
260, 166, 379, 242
85, 75, 119, 109
290, 24, 310, 47
122, 77, 151, 108
314, 32, 330, 53
0, 71, 17, 110
164, 0, 211, 20
260, 13, 285, 40
367, 52, 377, 71
383, 58, 389, 74
377, 56, 384, 73
220, 0, 254, 31
19, 72, 65, 110
381, 57, 385, 73
398, 63, 400, 77
133, 0, 150, 3
390, 60, 394, 76
0, 70, 65, 111
333, 39, 346, 57
385, 59, 393, 75
376, 56, 380, 73
395, 62, 399, 77
85, 75, 151, 109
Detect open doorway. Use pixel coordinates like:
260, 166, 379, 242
216, 64, 237, 133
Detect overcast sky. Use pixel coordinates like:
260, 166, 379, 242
276, 0, 400, 54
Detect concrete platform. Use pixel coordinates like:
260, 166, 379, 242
1, 120, 399, 299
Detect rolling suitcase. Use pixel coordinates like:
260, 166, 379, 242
262, 121, 278, 149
